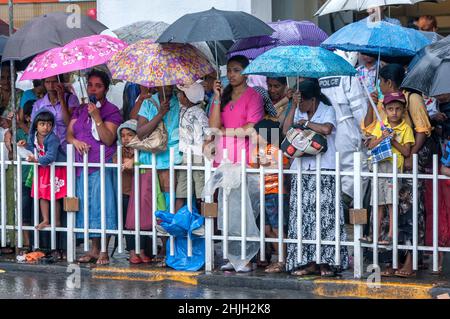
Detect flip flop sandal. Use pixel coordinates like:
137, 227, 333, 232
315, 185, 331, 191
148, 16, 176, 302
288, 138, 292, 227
395, 270, 416, 278
431, 266, 443, 276
77, 255, 97, 264
291, 267, 320, 276
265, 262, 285, 273
381, 268, 396, 277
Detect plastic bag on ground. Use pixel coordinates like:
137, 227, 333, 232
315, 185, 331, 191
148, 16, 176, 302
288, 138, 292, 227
155, 206, 205, 271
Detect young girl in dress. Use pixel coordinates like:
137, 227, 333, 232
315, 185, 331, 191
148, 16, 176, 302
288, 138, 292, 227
18, 110, 67, 230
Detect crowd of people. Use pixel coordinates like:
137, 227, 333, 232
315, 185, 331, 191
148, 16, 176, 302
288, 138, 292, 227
0, 13, 449, 278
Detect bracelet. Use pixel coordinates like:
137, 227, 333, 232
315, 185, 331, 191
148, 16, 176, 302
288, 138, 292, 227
305, 120, 310, 128
96, 120, 103, 127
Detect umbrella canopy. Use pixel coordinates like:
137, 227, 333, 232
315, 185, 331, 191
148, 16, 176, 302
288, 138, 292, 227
107, 40, 215, 87
113, 20, 231, 66
402, 35, 450, 97
114, 21, 169, 44
321, 20, 430, 57
20, 35, 127, 81
228, 20, 328, 59
156, 7, 274, 43
316, 0, 425, 16
242, 46, 356, 78
419, 30, 444, 44
2, 12, 108, 62
0, 35, 7, 57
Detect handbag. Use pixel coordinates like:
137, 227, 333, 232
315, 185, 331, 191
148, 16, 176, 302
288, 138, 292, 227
127, 97, 168, 153
370, 131, 393, 164
281, 124, 328, 158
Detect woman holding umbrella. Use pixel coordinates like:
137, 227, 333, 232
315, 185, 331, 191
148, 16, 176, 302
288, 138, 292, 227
283, 79, 349, 277
209, 55, 265, 166
209, 55, 264, 272
67, 69, 122, 265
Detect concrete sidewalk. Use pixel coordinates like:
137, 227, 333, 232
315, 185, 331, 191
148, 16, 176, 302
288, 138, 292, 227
1, 251, 450, 299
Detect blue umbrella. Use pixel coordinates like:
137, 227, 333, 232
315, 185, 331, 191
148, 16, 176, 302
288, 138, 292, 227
321, 20, 430, 57
242, 45, 356, 78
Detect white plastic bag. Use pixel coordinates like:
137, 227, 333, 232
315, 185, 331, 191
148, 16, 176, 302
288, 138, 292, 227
202, 163, 260, 272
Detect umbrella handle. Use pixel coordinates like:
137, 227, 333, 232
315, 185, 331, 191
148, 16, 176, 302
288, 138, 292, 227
359, 76, 383, 124
215, 41, 220, 80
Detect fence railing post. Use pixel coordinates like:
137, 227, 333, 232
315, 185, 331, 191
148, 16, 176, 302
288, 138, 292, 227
66, 144, 76, 263
204, 157, 214, 272
353, 152, 364, 278
1, 143, 6, 247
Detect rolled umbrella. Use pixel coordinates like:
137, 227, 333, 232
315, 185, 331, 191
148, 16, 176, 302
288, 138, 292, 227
2, 12, 108, 62
315, 0, 427, 16
321, 20, 430, 58
228, 20, 328, 59
107, 40, 214, 88
156, 7, 274, 76
20, 35, 127, 81
242, 46, 356, 78
402, 35, 450, 97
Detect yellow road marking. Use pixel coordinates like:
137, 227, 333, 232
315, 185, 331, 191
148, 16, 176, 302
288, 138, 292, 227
314, 279, 433, 299
92, 267, 199, 285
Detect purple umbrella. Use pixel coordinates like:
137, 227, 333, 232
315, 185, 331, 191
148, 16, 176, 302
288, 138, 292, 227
228, 20, 328, 59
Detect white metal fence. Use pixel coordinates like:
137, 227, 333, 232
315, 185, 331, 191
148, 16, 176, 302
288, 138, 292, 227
1, 142, 449, 278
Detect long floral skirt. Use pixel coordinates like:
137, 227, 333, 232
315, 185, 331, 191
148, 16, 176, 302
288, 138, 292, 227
286, 174, 349, 272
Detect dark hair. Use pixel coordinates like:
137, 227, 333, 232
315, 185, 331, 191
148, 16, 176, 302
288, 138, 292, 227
87, 69, 110, 91
420, 15, 438, 29
379, 64, 405, 89
267, 77, 287, 86
297, 79, 332, 106
32, 80, 42, 88
33, 111, 54, 130
254, 119, 281, 146
220, 55, 250, 110
23, 100, 35, 118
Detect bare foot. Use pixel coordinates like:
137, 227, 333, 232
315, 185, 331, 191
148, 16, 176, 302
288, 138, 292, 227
96, 252, 110, 265
36, 221, 50, 230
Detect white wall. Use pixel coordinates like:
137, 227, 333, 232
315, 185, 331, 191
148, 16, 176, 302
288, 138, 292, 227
97, 0, 272, 30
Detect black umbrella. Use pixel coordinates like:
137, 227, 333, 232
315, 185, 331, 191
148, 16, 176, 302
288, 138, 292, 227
2, 12, 108, 62
402, 35, 450, 97
157, 7, 274, 75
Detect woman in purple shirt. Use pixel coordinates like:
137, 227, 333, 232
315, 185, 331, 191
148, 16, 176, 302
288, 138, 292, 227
67, 70, 122, 265
31, 75, 80, 149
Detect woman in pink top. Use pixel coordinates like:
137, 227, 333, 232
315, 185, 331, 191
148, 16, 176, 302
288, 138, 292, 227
209, 55, 264, 166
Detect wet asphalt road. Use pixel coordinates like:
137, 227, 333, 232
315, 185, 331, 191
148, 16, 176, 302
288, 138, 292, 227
0, 269, 324, 299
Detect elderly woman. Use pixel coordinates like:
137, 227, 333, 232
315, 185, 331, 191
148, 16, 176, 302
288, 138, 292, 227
283, 79, 349, 277
32, 75, 80, 149
67, 69, 122, 265
266, 77, 294, 125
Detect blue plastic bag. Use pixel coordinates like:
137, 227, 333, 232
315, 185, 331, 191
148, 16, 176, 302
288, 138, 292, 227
155, 206, 205, 271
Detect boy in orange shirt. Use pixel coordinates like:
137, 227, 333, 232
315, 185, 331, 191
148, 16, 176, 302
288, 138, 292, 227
252, 119, 290, 273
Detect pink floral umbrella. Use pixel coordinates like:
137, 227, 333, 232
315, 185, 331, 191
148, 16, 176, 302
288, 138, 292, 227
20, 35, 128, 80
